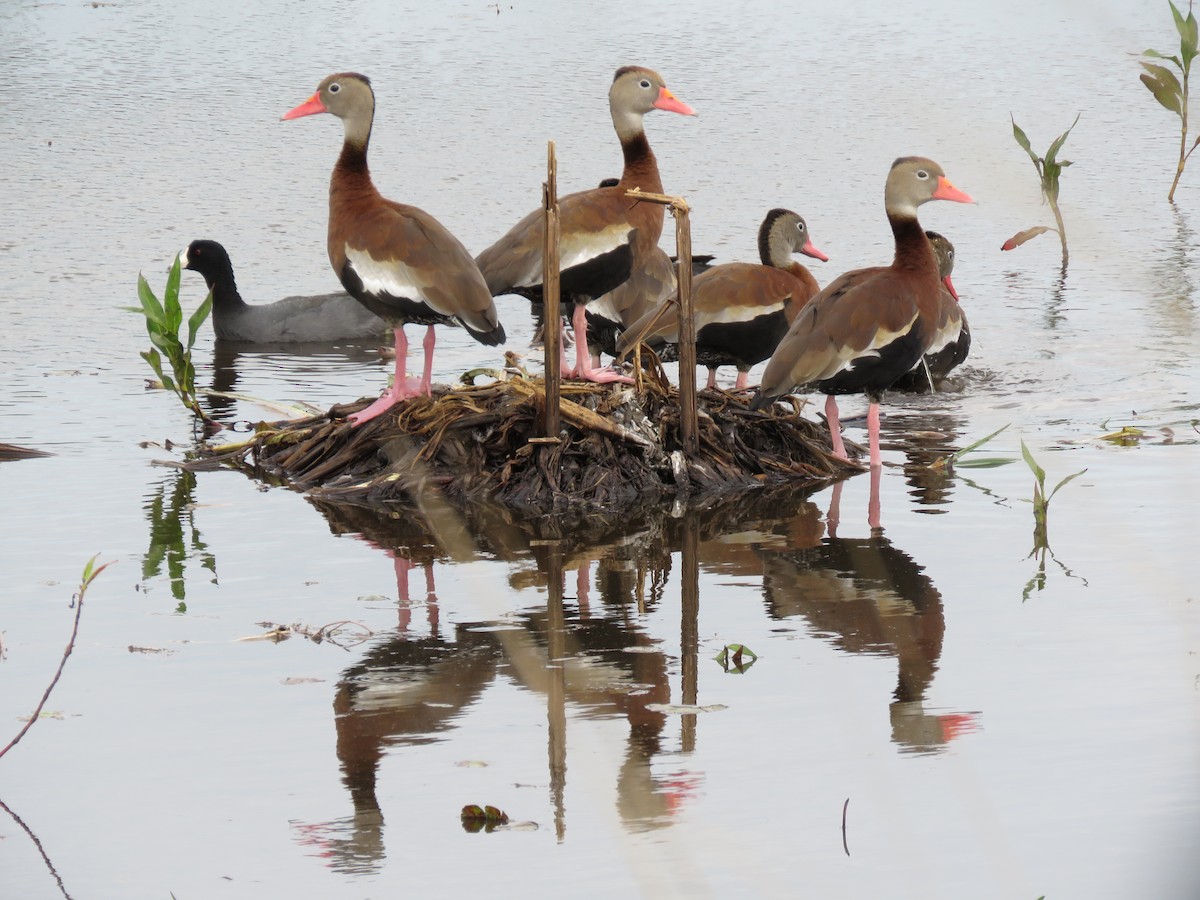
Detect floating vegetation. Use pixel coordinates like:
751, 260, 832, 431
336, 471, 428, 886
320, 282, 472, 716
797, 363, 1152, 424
195, 365, 858, 518
927, 424, 1013, 471
714, 643, 758, 674
460, 804, 510, 833
1139, 0, 1200, 200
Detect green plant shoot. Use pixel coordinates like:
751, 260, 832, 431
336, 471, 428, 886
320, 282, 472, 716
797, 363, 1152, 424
135, 255, 213, 421
1139, 1, 1199, 201
1019, 441, 1087, 600
1003, 114, 1080, 266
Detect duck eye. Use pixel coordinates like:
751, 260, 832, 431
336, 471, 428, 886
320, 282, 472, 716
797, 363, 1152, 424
639, 79, 651, 89
916, 169, 929, 180
329, 82, 341, 94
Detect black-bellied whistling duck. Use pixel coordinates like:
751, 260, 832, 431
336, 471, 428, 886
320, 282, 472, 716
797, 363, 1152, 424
180, 240, 387, 343
282, 73, 505, 426
617, 208, 828, 390
474, 65, 695, 384
890, 231, 970, 392
586, 245, 677, 362
751, 157, 974, 467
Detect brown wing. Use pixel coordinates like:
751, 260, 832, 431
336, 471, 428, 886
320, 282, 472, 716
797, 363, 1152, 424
759, 266, 924, 393
339, 199, 502, 335
475, 185, 641, 295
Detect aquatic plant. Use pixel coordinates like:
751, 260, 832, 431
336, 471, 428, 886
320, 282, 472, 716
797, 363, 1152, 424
134, 255, 213, 422
927, 424, 1012, 471
1003, 114, 1079, 266
1020, 441, 1087, 601
714, 643, 758, 674
0, 555, 112, 760
1138, 0, 1199, 201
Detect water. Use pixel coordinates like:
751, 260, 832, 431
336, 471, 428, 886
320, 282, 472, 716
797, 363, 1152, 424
2, 0, 1199, 897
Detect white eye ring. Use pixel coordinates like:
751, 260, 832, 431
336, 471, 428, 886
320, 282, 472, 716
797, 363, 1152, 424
639, 79, 651, 89
329, 83, 341, 93
916, 169, 929, 180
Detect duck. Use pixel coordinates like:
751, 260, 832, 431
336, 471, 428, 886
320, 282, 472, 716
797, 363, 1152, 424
282, 72, 505, 426
474, 65, 695, 384
750, 157, 974, 467
585, 245, 678, 362
889, 231, 970, 392
617, 208, 828, 390
179, 239, 388, 343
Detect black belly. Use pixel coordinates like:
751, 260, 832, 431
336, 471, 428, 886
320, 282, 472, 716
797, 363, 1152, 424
339, 263, 460, 328
694, 312, 788, 371
816, 326, 927, 400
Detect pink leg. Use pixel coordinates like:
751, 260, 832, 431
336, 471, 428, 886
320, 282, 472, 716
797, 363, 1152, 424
868, 462, 882, 531
867, 401, 882, 469
423, 563, 440, 635
349, 326, 427, 426
418, 325, 435, 397
825, 394, 848, 460
570, 305, 632, 384
826, 480, 843, 539
557, 319, 574, 377
705, 368, 719, 390
733, 370, 750, 391
576, 563, 591, 619
394, 555, 413, 632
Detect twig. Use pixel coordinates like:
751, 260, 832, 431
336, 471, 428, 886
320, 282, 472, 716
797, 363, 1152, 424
841, 797, 850, 856
0, 556, 112, 761
0, 797, 73, 899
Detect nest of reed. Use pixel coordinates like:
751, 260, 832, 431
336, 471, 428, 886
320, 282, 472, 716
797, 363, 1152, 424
201, 358, 859, 518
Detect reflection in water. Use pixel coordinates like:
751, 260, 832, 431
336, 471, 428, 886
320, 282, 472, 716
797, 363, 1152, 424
882, 408, 966, 513
760, 482, 977, 755
285, 480, 978, 873
293, 498, 709, 872
1146, 204, 1199, 370
204, 340, 383, 423
1044, 263, 1069, 331
141, 468, 216, 608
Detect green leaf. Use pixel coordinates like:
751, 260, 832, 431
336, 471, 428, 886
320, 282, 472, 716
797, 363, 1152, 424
1142, 48, 1184, 68
137, 273, 168, 329
952, 457, 1015, 469
1044, 113, 1081, 166
140, 348, 167, 384
951, 423, 1009, 460
1020, 440, 1046, 488
149, 330, 178, 357
1140, 65, 1185, 115
1171, 2, 1197, 48
1047, 467, 1087, 502
163, 257, 183, 335
186, 289, 214, 351
1011, 116, 1041, 168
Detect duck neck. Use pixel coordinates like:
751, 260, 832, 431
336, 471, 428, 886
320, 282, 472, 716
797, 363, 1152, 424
616, 130, 663, 193
758, 212, 790, 267
331, 135, 380, 206
889, 213, 936, 274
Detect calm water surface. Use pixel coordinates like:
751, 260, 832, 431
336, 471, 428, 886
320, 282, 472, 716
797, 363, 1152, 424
2, 1, 1199, 897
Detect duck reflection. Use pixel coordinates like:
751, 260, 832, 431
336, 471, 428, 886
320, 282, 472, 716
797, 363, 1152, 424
759, 481, 977, 755
294, 499, 697, 871
880, 408, 966, 512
